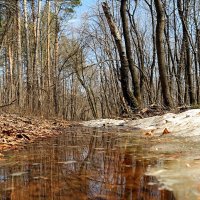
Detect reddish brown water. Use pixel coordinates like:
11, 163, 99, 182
0, 127, 175, 200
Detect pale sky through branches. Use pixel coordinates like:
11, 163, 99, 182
77, 0, 97, 13
68, 0, 97, 26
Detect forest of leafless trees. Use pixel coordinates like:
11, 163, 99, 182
0, 0, 200, 120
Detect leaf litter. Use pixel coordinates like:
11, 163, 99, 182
0, 113, 75, 154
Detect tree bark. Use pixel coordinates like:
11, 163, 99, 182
102, 2, 139, 109
8, 44, 13, 101
45, 0, 51, 115
154, 0, 173, 108
53, 0, 59, 115
32, 0, 41, 112
17, 0, 23, 108
23, 0, 32, 109
177, 0, 196, 105
120, 0, 141, 107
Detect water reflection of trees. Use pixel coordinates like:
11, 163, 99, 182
0, 128, 176, 200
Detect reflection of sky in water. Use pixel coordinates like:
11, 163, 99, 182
88, 180, 101, 197
0, 168, 9, 183
0, 175, 6, 182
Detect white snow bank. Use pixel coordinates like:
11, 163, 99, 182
82, 118, 126, 127
81, 109, 200, 137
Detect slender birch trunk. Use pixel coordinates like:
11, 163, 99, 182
32, 0, 41, 112
46, 0, 51, 114
53, 0, 59, 115
17, 0, 23, 108
23, 0, 32, 110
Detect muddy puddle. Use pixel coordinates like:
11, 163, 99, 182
0, 127, 199, 199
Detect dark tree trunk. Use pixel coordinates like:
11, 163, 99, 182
177, 0, 196, 105
154, 0, 173, 108
102, 2, 139, 109
120, 0, 141, 107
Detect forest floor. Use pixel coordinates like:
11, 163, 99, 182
0, 113, 77, 157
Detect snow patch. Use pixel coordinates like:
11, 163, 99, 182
82, 109, 200, 137
82, 118, 126, 127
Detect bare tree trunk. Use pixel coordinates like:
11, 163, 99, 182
45, 0, 51, 115
102, 2, 139, 109
23, 0, 32, 110
53, 0, 59, 115
8, 44, 13, 101
197, 28, 200, 103
32, 0, 41, 112
120, 0, 141, 107
75, 69, 98, 119
177, 0, 196, 105
17, 0, 23, 108
154, 0, 173, 108
172, 0, 183, 105
4, 46, 9, 104
144, 0, 156, 104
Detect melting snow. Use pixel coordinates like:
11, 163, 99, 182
82, 109, 200, 137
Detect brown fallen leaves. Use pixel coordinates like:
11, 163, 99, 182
144, 128, 171, 137
144, 131, 154, 137
0, 113, 74, 153
162, 128, 171, 135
